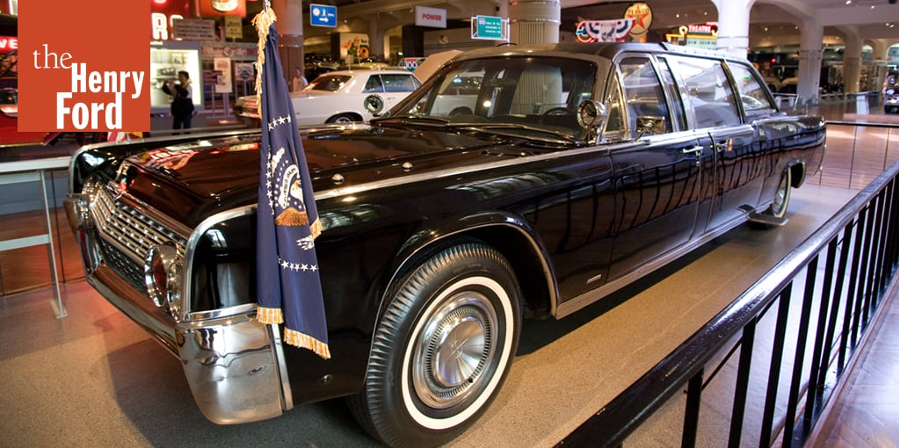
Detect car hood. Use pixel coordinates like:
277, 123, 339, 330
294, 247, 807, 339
112, 124, 534, 227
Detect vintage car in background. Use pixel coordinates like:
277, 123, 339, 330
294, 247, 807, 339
885, 71, 898, 114
233, 68, 421, 126
66, 43, 825, 448
0, 87, 61, 147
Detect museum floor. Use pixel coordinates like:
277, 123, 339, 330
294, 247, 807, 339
1, 104, 898, 447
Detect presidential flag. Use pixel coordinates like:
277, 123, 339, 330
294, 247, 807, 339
253, 8, 330, 360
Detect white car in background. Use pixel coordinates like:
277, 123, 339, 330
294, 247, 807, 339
234, 69, 421, 126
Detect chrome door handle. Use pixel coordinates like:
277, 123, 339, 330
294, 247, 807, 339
681, 145, 703, 156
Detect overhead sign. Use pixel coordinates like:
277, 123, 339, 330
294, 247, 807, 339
310, 4, 337, 27
471, 15, 508, 41
416, 6, 446, 28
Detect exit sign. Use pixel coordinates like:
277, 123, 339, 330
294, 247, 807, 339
471, 15, 508, 41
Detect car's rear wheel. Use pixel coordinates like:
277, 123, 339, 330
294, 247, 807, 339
767, 168, 792, 219
752, 168, 792, 229
348, 242, 521, 448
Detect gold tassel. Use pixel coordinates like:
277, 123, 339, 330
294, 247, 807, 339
256, 305, 284, 325
309, 218, 322, 240
284, 328, 332, 360
274, 208, 309, 227
251, 7, 278, 118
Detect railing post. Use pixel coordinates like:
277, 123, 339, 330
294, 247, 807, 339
682, 370, 703, 448
728, 321, 755, 448
759, 283, 793, 447
0, 157, 70, 317
783, 255, 818, 446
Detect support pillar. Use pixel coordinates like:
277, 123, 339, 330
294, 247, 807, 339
710, 0, 754, 58
509, 0, 560, 45
368, 18, 385, 61
272, 0, 304, 83
843, 32, 862, 93
797, 20, 823, 104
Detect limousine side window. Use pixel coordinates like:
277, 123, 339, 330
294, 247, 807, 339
672, 56, 741, 128
619, 57, 672, 137
727, 63, 777, 116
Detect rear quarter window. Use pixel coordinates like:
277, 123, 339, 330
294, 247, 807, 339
670, 56, 741, 128
727, 63, 777, 117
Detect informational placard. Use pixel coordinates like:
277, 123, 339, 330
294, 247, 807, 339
471, 15, 508, 41
234, 62, 254, 82
172, 18, 216, 41
310, 4, 337, 27
224, 16, 243, 39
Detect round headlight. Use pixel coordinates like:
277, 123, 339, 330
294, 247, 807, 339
145, 244, 182, 318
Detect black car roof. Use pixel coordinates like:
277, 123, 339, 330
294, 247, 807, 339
453, 42, 747, 64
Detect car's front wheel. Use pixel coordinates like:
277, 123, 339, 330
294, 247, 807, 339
327, 113, 359, 124
349, 242, 522, 448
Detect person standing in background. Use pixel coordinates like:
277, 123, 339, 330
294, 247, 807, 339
162, 70, 194, 131
292, 67, 308, 92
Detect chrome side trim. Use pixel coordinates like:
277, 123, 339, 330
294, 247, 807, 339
555, 213, 749, 318
311, 142, 621, 202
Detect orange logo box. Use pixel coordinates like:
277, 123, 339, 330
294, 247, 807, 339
18, 1, 149, 132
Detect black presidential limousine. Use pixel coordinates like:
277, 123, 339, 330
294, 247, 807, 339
65, 43, 825, 448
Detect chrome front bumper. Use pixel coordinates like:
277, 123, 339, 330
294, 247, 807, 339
68, 196, 288, 424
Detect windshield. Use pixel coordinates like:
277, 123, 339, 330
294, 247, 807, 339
387, 56, 598, 141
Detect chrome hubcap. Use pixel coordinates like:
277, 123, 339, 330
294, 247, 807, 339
773, 173, 789, 215
413, 292, 498, 410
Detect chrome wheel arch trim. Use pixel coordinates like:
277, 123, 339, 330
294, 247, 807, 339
182, 204, 294, 414
382, 214, 558, 320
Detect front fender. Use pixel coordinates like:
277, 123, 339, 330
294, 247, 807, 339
385, 210, 559, 320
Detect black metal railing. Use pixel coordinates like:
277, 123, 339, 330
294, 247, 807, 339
557, 156, 899, 447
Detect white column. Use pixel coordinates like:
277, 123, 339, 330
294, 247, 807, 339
272, 0, 305, 80
509, 0, 560, 45
710, 0, 754, 58
843, 32, 862, 94
796, 19, 823, 104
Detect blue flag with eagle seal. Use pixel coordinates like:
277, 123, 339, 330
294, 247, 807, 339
253, 8, 330, 360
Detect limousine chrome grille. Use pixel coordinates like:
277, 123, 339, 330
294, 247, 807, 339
86, 180, 188, 288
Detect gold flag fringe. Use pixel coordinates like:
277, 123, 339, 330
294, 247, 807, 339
256, 305, 284, 325
310, 218, 322, 240
251, 7, 278, 118
274, 208, 309, 227
284, 328, 332, 360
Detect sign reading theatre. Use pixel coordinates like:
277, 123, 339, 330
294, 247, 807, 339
18, 0, 150, 132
